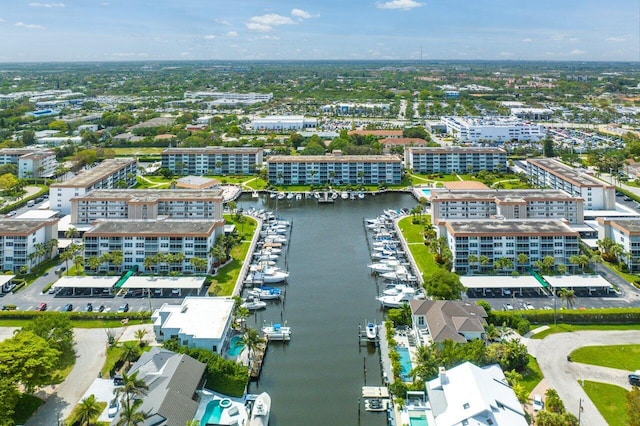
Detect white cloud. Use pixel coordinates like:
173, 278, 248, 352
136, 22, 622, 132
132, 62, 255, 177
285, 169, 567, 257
570, 49, 586, 55
522, 38, 532, 43
15, 22, 44, 29
28, 2, 64, 7
606, 37, 626, 42
250, 14, 294, 26
259, 35, 280, 40
376, 0, 423, 10
214, 18, 232, 26
204, 34, 216, 40
226, 31, 238, 37
246, 22, 272, 32
291, 9, 315, 19
101, 2, 110, 6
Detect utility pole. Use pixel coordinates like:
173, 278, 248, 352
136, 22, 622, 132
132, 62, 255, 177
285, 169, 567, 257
578, 398, 583, 425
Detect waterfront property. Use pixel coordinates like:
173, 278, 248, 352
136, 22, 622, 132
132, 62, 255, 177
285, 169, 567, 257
50, 158, 138, 214
152, 297, 235, 353
597, 218, 640, 272
438, 219, 580, 274
0, 218, 59, 272
409, 300, 487, 345
430, 188, 585, 224
440, 116, 545, 143
0, 147, 57, 178
161, 147, 264, 175
70, 188, 224, 224
267, 154, 402, 185
526, 158, 615, 210
83, 219, 224, 274
405, 146, 507, 174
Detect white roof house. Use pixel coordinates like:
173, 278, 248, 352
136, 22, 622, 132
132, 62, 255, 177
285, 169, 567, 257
151, 296, 235, 354
427, 362, 527, 426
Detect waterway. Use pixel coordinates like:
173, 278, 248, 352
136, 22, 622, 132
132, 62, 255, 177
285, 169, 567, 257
236, 192, 416, 426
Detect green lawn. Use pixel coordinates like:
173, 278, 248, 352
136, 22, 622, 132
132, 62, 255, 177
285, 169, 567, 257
397, 216, 440, 276
0, 318, 150, 328
531, 323, 640, 340
101, 345, 124, 377
582, 380, 627, 426
12, 394, 44, 425
521, 355, 544, 394
569, 345, 640, 371
112, 147, 164, 155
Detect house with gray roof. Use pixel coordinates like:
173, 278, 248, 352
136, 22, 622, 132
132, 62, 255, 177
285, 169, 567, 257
112, 347, 206, 426
409, 300, 487, 344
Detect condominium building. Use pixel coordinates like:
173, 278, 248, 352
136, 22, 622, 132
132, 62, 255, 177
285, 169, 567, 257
49, 158, 138, 215
526, 158, 615, 210
267, 154, 402, 185
0, 148, 57, 178
0, 218, 59, 272
251, 115, 317, 131
441, 116, 545, 142
405, 147, 507, 174
161, 147, 263, 176
83, 219, 224, 274
597, 218, 640, 272
70, 189, 224, 224
430, 189, 584, 224
439, 219, 580, 274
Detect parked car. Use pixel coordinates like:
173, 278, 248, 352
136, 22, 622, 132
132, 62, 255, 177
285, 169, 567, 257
55, 266, 66, 275
117, 303, 129, 313
532, 394, 543, 411
108, 398, 119, 418
62, 303, 73, 312
83, 303, 93, 312
629, 373, 640, 386
503, 303, 514, 311
36, 302, 47, 311
98, 304, 106, 312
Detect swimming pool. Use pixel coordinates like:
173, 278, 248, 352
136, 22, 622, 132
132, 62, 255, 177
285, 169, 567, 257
226, 335, 245, 357
421, 188, 431, 198
409, 414, 429, 426
397, 346, 412, 382
201, 399, 224, 425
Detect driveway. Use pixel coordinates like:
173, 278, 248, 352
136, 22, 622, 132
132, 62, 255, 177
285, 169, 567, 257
526, 330, 640, 426
26, 328, 109, 425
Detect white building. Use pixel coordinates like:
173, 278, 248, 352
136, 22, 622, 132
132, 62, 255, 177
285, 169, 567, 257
526, 158, 615, 210
0, 218, 59, 272
152, 297, 235, 353
441, 116, 545, 143
70, 188, 224, 224
425, 362, 527, 426
597, 218, 640, 272
82, 219, 224, 274
36, 136, 82, 146
439, 219, 580, 274
50, 158, 138, 215
405, 146, 507, 174
184, 91, 272, 104
430, 189, 584, 225
251, 115, 317, 131
161, 147, 264, 175
0, 148, 57, 178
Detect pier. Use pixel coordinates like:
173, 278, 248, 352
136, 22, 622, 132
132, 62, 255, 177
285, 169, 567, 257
249, 342, 268, 379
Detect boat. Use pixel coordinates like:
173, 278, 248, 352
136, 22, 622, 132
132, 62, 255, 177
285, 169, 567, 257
277, 192, 286, 200
249, 392, 271, 426
247, 287, 282, 300
262, 322, 291, 341
367, 259, 403, 273
380, 266, 417, 282
296, 193, 303, 200
366, 322, 378, 340
341, 191, 349, 200
286, 192, 294, 200
253, 252, 278, 261
269, 192, 276, 199
252, 191, 259, 198
382, 283, 416, 296
242, 297, 267, 311
358, 192, 365, 200
364, 398, 389, 412
376, 286, 424, 308
250, 265, 289, 283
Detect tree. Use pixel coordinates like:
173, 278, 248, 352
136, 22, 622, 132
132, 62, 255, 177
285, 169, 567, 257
116, 371, 149, 411
22, 314, 74, 357
423, 269, 464, 300
134, 329, 148, 347
227, 200, 237, 213
516, 253, 529, 270
237, 327, 265, 361
429, 237, 452, 268
493, 257, 514, 274
87, 256, 102, 273
543, 134, 555, 157
627, 386, 640, 426
0, 331, 60, 393
73, 255, 85, 273
74, 394, 102, 426
117, 397, 148, 426
60, 249, 75, 274
120, 341, 142, 369
569, 254, 590, 272
558, 288, 576, 309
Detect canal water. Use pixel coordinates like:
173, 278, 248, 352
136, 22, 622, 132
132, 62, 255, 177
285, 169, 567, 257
236, 192, 416, 426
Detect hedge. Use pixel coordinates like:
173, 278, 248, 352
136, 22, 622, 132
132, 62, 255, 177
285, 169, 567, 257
497, 307, 640, 326
0, 311, 151, 321
0, 185, 49, 215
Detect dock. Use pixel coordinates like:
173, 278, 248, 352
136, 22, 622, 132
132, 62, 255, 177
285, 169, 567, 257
362, 386, 391, 412
249, 342, 267, 379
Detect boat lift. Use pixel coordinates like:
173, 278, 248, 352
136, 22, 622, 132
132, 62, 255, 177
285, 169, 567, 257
358, 320, 380, 347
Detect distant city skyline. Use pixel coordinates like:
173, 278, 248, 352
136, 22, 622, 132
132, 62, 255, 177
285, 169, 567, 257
0, 0, 638, 62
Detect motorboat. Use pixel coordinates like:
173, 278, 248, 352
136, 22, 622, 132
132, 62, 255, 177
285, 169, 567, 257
277, 192, 286, 200
286, 192, 294, 200
366, 322, 378, 340
296, 193, 303, 200
247, 287, 282, 300
376, 286, 424, 308
368, 259, 403, 273
341, 191, 349, 199
249, 392, 271, 426
358, 192, 365, 200
242, 297, 267, 311
261, 322, 291, 341
380, 266, 417, 282
251, 265, 289, 283
252, 191, 259, 198
253, 251, 279, 261
263, 235, 287, 245
269, 192, 276, 199
382, 283, 416, 296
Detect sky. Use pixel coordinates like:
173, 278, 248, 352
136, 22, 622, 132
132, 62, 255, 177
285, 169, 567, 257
0, 0, 638, 62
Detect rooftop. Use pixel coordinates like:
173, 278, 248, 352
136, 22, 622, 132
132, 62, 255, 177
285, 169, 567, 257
123, 276, 205, 289
0, 218, 58, 236
599, 218, 640, 235
84, 219, 223, 237
431, 188, 582, 203
267, 154, 402, 163
445, 219, 578, 237
527, 158, 612, 188
410, 300, 487, 343
72, 188, 223, 202
153, 297, 235, 340
163, 147, 262, 155
50, 158, 136, 189
408, 146, 506, 154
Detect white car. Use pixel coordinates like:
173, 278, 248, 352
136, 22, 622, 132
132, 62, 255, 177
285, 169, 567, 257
532, 394, 543, 411
108, 398, 119, 418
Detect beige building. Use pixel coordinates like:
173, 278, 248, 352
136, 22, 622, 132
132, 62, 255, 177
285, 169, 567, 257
405, 146, 507, 174
0, 218, 59, 272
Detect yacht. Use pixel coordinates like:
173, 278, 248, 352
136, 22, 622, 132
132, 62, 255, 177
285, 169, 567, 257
262, 322, 291, 341
249, 392, 271, 426
376, 286, 424, 308
340, 191, 349, 199
251, 265, 289, 284
367, 259, 403, 273
366, 322, 378, 340
247, 287, 282, 300
242, 297, 267, 311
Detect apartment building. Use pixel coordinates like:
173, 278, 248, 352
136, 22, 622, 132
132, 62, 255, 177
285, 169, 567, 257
49, 158, 138, 214
161, 147, 263, 176
251, 115, 317, 131
0, 218, 59, 272
526, 158, 615, 210
430, 189, 584, 225
597, 218, 640, 272
405, 146, 507, 174
267, 154, 402, 185
70, 189, 224, 224
441, 116, 545, 142
83, 219, 224, 274
440, 219, 580, 274
0, 148, 57, 178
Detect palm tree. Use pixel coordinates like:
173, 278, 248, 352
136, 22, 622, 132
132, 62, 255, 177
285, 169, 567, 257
87, 256, 102, 273
237, 327, 265, 361
119, 341, 142, 370
116, 371, 149, 406
60, 249, 75, 273
467, 254, 478, 271
569, 254, 590, 272
73, 255, 84, 273
117, 398, 148, 426
65, 227, 80, 240
493, 257, 514, 274
74, 394, 102, 426
134, 329, 148, 347
558, 288, 576, 309
516, 253, 529, 271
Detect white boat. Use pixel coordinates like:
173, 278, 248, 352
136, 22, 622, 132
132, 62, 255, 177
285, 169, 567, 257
251, 265, 289, 283
247, 287, 282, 300
286, 192, 294, 200
269, 192, 276, 199
296, 193, 302, 200
253, 252, 279, 261
252, 191, 259, 198
263, 235, 287, 244
277, 192, 286, 200
242, 297, 267, 311
262, 322, 291, 341
376, 287, 424, 308
358, 192, 365, 200
380, 266, 417, 282
382, 283, 415, 296
331, 191, 339, 200
366, 322, 377, 340
367, 259, 402, 273
341, 191, 349, 199
249, 392, 271, 426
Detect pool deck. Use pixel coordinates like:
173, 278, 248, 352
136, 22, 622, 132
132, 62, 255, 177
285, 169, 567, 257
194, 389, 249, 426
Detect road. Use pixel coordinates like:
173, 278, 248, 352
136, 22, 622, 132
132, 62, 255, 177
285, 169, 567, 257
526, 330, 640, 426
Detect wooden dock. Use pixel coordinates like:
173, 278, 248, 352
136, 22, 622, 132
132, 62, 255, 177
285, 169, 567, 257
250, 342, 267, 379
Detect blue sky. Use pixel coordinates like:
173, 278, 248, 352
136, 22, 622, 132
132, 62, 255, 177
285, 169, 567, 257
0, 0, 638, 62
